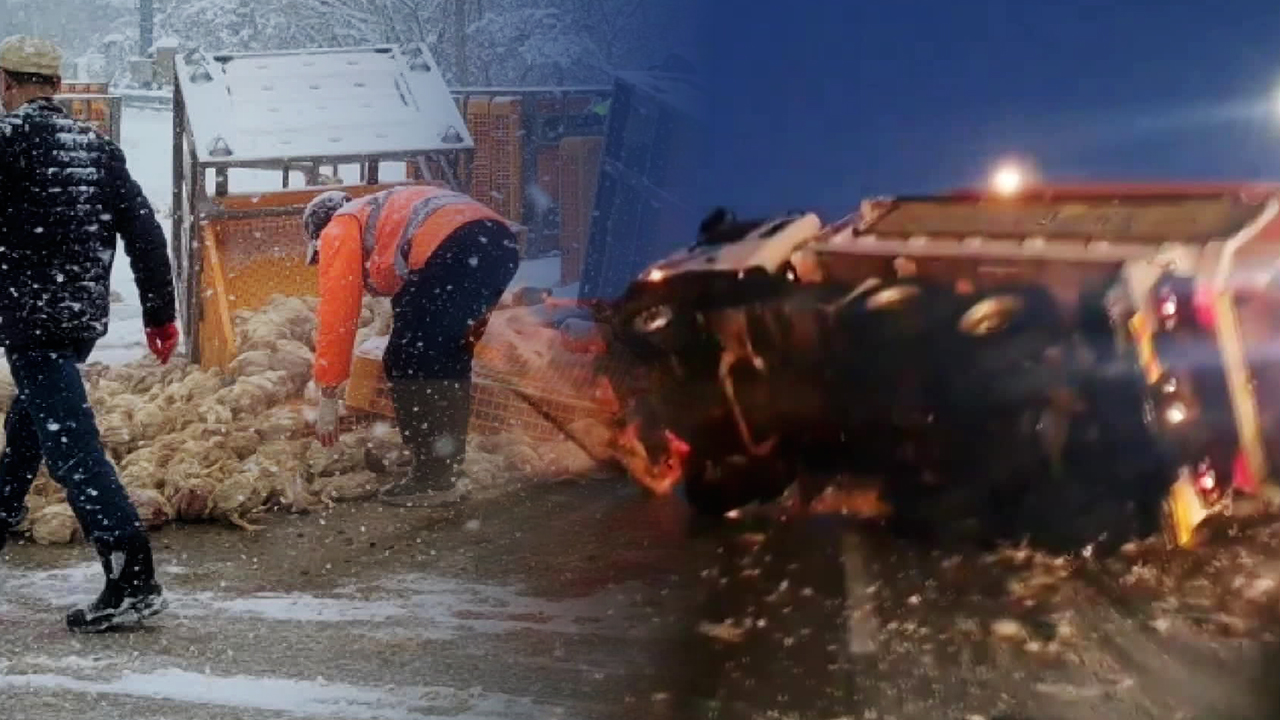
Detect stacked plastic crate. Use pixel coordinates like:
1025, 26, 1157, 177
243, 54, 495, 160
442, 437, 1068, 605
580, 72, 707, 300
443, 89, 612, 260
465, 96, 494, 213
54, 82, 122, 144
536, 148, 561, 206
521, 91, 609, 258
532, 94, 563, 211
489, 97, 524, 248
62, 82, 109, 94
558, 137, 604, 286
452, 94, 470, 190
462, 96, 525, 254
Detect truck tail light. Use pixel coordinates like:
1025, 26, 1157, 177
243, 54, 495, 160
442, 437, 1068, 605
1193, 459, 1224, 504
1150, 275, 1210, 332
1232, 450, 1258, 494
1157, 290, 1179, 324
1191, 284, 1216, 331
1196, 466, 1216, 492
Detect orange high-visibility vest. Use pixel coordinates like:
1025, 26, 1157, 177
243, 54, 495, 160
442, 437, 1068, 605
314, 185, 508, 388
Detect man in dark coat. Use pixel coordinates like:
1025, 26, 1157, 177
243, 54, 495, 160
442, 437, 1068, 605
0, 36, 179, 633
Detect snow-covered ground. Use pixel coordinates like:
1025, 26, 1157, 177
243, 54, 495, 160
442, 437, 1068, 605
96, 107, 571, 366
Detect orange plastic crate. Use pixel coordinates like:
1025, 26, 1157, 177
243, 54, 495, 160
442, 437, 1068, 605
490, 97, 523, 223
557, 136, 604, 285
63, 81, 109, 95
466, 96, 494, 208
535, 95, 564, 115
536, 146, 561, 206
565, 94, 595, 114
345, 337, 395, 417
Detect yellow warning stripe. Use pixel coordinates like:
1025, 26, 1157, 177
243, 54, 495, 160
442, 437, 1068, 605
1128, 312, 1163, 385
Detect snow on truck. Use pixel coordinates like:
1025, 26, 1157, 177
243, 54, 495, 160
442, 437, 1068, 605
595, 183, 1280, 550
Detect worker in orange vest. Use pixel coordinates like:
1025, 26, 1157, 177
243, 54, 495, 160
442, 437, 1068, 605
303, 185, 520, 507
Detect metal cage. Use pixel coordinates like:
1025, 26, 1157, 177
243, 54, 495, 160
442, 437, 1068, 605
171, 44, 473, 367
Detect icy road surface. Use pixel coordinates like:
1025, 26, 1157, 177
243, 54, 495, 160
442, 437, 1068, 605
95, 107, 571, 366
3, 479, 1280, 719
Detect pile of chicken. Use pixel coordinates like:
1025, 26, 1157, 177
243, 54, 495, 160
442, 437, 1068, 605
0, 295, 607, 545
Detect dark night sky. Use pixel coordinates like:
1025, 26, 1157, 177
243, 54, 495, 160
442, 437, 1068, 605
691, 0, 1280, 217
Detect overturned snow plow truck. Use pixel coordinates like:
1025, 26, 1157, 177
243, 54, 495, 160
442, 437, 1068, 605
589, 183, 1280, 551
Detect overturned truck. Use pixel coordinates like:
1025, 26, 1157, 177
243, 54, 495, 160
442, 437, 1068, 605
594, 183, 1280, 550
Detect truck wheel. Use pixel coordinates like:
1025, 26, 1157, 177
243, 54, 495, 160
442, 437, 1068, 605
779, 261, 799, 282
865, 282, 922, 311
959, 285, 1064, 339
886, 477, 1015, 547
682, 453, 794, 518
1010, 462, 1144, 555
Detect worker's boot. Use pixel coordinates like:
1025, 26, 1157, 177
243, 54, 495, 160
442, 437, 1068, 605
380, 379, 471, 509
66, 534, 166, 633
0, 506, 27, 555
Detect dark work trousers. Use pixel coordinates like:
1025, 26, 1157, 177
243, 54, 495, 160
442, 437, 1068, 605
383, 219, 520, 488
0, 341, 144, 547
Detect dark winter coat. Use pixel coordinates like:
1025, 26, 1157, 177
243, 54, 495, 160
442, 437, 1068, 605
0, 98, 174, 349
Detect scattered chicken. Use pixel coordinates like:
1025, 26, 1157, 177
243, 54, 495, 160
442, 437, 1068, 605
0, 294, 617, 544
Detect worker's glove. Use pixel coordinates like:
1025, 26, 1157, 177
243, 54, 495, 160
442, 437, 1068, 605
316, 395, 340, 448
145, 322, 179, 365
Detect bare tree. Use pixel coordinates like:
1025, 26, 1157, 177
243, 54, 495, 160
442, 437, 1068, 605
38, 0, 691, 86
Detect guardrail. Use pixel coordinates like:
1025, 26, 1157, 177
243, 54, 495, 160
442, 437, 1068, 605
118, 89, 173, 110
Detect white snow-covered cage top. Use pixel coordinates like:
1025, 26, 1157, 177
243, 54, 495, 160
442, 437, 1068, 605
175, 44, 474, 165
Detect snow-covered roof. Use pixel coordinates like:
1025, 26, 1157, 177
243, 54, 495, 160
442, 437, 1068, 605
613, 71, 705, 121
176, 44, 473, 165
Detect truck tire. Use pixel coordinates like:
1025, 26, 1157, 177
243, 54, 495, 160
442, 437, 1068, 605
778, 261, 799, 282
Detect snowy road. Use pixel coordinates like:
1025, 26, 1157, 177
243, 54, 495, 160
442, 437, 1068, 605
0, 481, 700, 720
2, 478, 1280, 719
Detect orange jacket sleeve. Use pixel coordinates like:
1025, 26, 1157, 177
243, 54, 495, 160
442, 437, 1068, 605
314, 216, 365, 389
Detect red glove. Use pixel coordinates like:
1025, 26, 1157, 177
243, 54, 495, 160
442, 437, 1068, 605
145, 322, 179, 365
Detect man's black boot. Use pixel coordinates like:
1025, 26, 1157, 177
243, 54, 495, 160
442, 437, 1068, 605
0, 507, 27, 555
66, 534, 167, 633
380, 379, 470, 508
